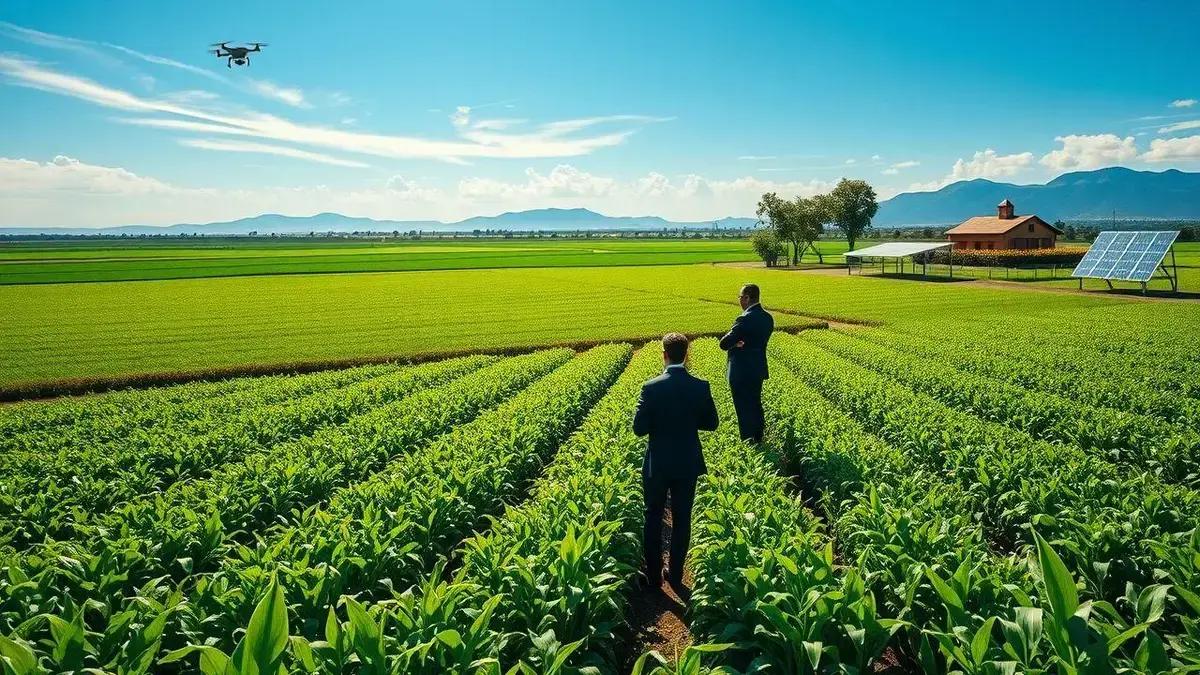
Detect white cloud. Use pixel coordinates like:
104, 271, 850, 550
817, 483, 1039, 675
471, 118, 528, 131
954, 149, 1035, 178
844, 158, 856, 165
0, 155, 178, 196
459, 164, 616, 200
458, 165, 833, 221
179, 139, 370, 168
1158, 119, 1200, 134
1169, 99, 1197, 108
907, 149, 1033, 192
881, 159, 919, 175
0, 56, 669, 163
870, 154, 882, 161
164, 89, 220, 103
1039, 134, 1137, 170
1141, 135, 1200, 162
384, 175, 442, 201
0, 155, 444, 227
450, 105, 471, 128
248, 79, 309, 108
0, 155, 846, 225
738, 155, 776, 161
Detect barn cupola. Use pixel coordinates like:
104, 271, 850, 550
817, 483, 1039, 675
997, 199, 1015, 219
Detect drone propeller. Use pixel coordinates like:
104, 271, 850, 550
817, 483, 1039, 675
209, 42, 230, 47
249, 42, 269, 47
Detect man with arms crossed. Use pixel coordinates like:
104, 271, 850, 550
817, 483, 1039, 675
633, 333, 719, 594
719, 283, 773, 443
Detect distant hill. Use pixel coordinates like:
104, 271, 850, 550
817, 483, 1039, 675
876, 167, 1200, 226
0, 208, 758, 236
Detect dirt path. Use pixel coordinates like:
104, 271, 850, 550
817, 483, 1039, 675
621, 497, 694, 672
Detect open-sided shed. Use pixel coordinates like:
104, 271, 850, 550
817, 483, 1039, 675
844, 241, 955, 277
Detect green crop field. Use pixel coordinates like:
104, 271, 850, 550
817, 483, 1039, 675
0, 238, 764, 284
2, 238, 1200, 673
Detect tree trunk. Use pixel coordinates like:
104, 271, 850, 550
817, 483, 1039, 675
792, 241, 800, 266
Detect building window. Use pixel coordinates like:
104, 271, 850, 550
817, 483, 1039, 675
1028, 222, 1035, 232
974, 241, 981, 250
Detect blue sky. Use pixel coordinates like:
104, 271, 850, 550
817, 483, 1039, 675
2, 1, 1199, 226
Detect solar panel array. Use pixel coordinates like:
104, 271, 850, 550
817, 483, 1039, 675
1071, 230, 1179, 282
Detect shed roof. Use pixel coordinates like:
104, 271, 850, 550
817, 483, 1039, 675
945, 214, 1063, 235
843, 241, 953, 258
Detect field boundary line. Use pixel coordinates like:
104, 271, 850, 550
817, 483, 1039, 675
0, 324, 827, 402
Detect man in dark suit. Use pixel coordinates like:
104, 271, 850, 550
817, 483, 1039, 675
719, 283, 773, 443
633, 332, 719, 594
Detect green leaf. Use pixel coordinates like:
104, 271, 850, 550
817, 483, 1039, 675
1136, 585, 1170, 624
160, 645, 232, 675
436, 630, 463, 650
803, 640, 823, 671
0, 635, 39, 675
971, 617, 997, 665
1033, 531, 1079, 621
289, 636, 317, 672
234, 573, 289, 675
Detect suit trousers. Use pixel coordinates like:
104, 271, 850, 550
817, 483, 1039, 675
730, 376, 765, 442
642, 472, 698, 585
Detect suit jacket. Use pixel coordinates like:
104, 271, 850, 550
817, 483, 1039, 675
633, 366, 719, 481
719, 303, 774, 382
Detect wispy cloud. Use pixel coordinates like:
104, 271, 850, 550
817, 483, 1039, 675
1158, 119, 1200, 134
0, 21, 328, 109
164, 89, 220, 103
0, 21, 101, 56
881, 159, 919, 175
248, 79, 309, 108
1169, 98, 1197, 108
738, 155, 777, 161
0, 55, 669, 164
179, 138, 370, 167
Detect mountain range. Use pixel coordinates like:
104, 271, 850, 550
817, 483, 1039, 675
874, 167, 1200, 225
1, 167, 1197, 235
0, 208, 758, 236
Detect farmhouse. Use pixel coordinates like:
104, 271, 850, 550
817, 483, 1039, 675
945, 199, 1061, 250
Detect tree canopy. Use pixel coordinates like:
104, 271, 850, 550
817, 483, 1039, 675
826, 179, 878, 252
753, 180, 876, 262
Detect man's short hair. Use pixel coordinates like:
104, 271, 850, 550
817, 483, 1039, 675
741, 283, 761, 302
662, 332, 689, 364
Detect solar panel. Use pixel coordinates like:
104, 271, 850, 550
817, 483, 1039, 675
1071, 230, 1179, 282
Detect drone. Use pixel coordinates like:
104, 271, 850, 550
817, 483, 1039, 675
209, 42, 267, 68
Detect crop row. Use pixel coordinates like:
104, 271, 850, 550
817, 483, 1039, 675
851, 326, 1200, 429
196, 341, 652, 674
907, 313, 1200, 399
801, 329, 1200, 486
0, 356, 493, 550
770, 332, 1200, 671
0, 349, 575, 672
0, 362, 396, 459
777, 333, 1200, 595
175, 343, 630, 661
0, 368, 271, 438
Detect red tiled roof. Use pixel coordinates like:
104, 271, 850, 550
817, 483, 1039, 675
946, 215, 1062, 235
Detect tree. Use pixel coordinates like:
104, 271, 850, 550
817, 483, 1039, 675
749, 227, 786, 266
827, 178, 878, 252
755, 192, 795, 264
789, 195, 829, 264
